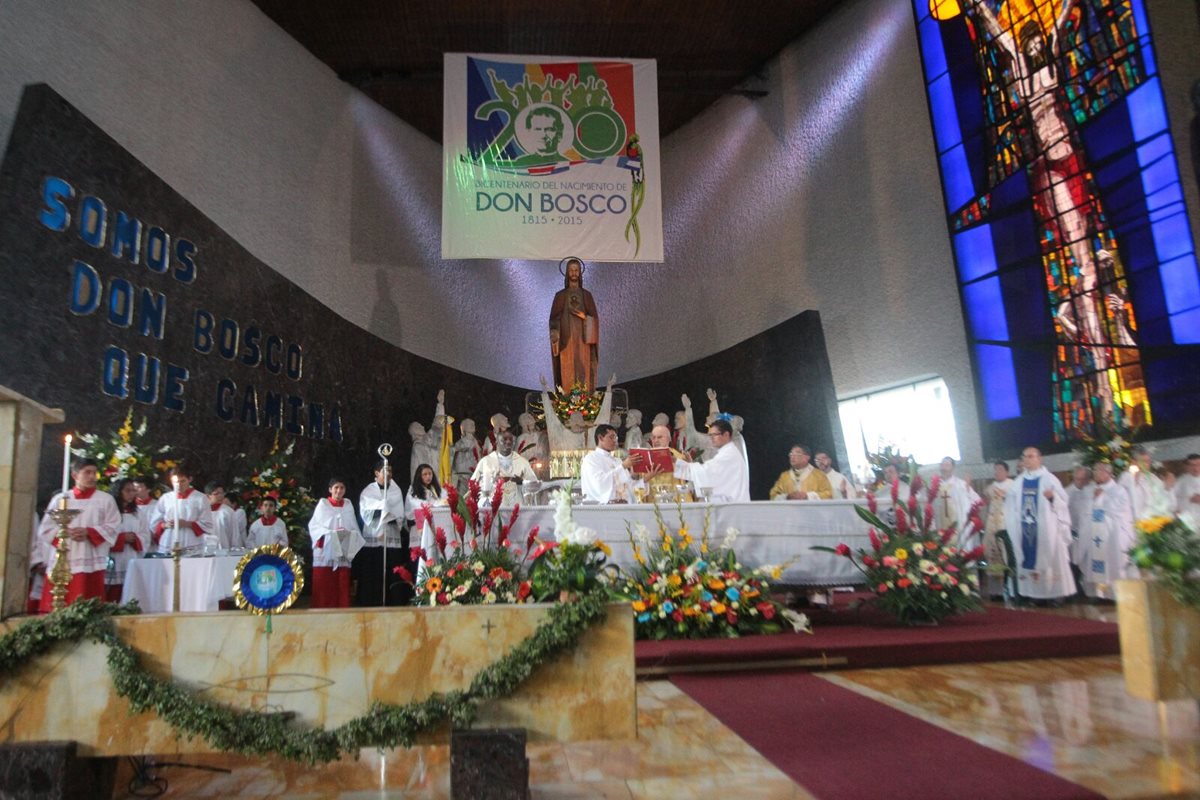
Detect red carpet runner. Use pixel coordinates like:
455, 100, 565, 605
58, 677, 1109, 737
672, 670, 1105, 800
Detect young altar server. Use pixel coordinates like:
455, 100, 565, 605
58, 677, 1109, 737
248, 497, 290, 548
37, 458, 120, 612
309, 477, 365, 608
357, 458, 411, 606
131, 476, 158, 532
206, 481, 241, 549
106, 478, 150, 601
150, 464, 214, 553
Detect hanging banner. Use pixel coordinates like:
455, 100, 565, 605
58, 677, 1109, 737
442, 53, 662, 262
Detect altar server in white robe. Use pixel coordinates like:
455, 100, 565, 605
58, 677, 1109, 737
815, 451, 857, 499
1003, 447, 1076, 601
581, 424, 644, 504
107, 478, 150, 601
1120, 447, 1175, 520
471, 431, 538, 507
150, 464, 214, 553
131, 476, 158, 533
1074, 462, 1136, 599
205, 482, 241, 549
37, 458, 120, 612
673, 418, 750, 502
357, 460, 410, 606
933, 458, 981, 547
309, 477, 364, 608
1065, 466, 1092, 562
1175, 453, 1200, 521
248, 498, 290, 548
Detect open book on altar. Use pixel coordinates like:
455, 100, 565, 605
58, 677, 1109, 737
628, 447, 674, 475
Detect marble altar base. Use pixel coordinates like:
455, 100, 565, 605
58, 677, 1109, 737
1116, 578, 1200, 701
0, 603, 635, 756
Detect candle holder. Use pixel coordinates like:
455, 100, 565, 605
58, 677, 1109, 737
46, 496, 82, 613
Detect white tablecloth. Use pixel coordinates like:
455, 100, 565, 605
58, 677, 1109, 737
121, 556, 242, 612
428, 499, 889, 586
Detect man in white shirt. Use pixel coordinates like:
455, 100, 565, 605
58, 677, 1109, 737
673, 419, 750, 502
471, 431, 537, 506
814, 451, 856, 499
580, 424, 644, 504
1173, 453, 1200, 521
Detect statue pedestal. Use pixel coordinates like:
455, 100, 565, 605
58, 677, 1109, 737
1116, 579, 1200, 701
0, 385, 64, 619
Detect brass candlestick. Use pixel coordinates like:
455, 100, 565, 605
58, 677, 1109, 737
46, 495, 82, 612
173, 540, 184, 613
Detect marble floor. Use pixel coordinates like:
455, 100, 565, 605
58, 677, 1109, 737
112, 605, 1200, 799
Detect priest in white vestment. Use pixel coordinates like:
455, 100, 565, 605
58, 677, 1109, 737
471, 431, 537, 507
1073, 462, 1136, 599
815, 451, 856, 499
1119, 448, 1175, 520
1175, 453, 1200, 521
580, 424, 644, 504
1003, 447, 1076, 601
982, 461, 1015, 597
1065, 466, 1092, 563
673, 418, 750, 502
932, 458, 981, 547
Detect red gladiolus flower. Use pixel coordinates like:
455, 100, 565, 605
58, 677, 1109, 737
451, 512, 466, 538
517, 582, 531, 600
526, 525, 540, 552
867, 492, 878, 515
941, 527, 956, 545
467, 479, 481, 505
835, 543, 851, 557
862, 555, 877, 568
507, 504, 520, 529
465, 494, 479, 527
877, 583, 889, 594
481, 510, 493, 536
499, 525, 511, 547
897, 578, 913, 588
911, 474, 924, 494
391, 565, 413, 583
890, 479, 900, 504
924, 504, 934, 531
907, 492, 918, 517
445, 484, 460, 512
757, 602, 776, 620
928, 476, 941, 503
490, 479, 506, 514
530, 540, 558, 560
895, 506, 909, 534
409, 547, 427, 563
869, 528, 881, 552
434, 527, 447, 556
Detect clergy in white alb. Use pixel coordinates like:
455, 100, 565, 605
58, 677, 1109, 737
37, 459, 120, 610
150, 467, 214, 553
1175, 453, 1200, 521
1073, 462, 1136, 599
580, 424, 641, 504
1065, 466, 1092, 563
673, 418, 750, 502
981, 461, 1014, 597
309, 478, 365, 608
815, 451, 856, 499
470, 431, 537, 507
1003, 447, 1076, 600
932, 458, 981, 548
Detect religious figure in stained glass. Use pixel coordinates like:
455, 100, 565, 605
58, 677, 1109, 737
936, 0, 1151, 438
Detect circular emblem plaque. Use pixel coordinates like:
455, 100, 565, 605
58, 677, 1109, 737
232, 544, 304, 615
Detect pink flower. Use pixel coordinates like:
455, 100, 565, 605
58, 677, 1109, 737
531, 540, 558, 560
877, 583, 889, 594
409, 546, 427, 563
835, 543, 851, 557
434, 527, 447, 556
867, 492, 878, 515
525, 525, 540, 553
391, 565, 413, 583
862, 555, 878, 568
882, 555, 898, 567
868, 528, 881, 552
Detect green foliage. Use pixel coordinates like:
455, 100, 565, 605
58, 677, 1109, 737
1129, 515, 1200, 610
0, 592, 609, 763
527, 541, 615, 602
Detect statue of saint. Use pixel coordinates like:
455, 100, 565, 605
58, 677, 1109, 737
549, 257, 599, 392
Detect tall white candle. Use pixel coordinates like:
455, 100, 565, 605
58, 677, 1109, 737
61, 434, 72, 495
173, 495, 181, 548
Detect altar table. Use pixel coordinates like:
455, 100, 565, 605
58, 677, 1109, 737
429, 499, 887, 586
121, 555, 242, 612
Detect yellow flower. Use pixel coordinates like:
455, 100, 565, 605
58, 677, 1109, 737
667, 574, 682, 587
425, 577, 443, 593
633, 547, 645, 564
126, 457, 137, 465
596, 541, 612, 557
274, 478, 283, 486
895, 548, 909, 561
1136, 516, 1173, 535
632, 600, 647, 612
280, 499, 289, 506
711, 601, 727, 615
700, 543, 709, 554
680, 533, 693, 548
707, 578, 726, 590
770, 567, 783, 580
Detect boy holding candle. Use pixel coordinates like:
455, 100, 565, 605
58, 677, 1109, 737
36, 458, 120, 612
149, 463, 214, 552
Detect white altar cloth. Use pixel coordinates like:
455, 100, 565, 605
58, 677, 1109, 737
429, 499, 886, 585
121, 556, 242, 612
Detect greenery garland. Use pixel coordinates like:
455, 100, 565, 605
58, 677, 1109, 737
0, 593, 609, 764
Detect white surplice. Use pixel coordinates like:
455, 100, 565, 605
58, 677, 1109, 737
1003, 468, 1076, 599
470, 452, 537, 507
674, 441, 749, 502
358, 480, 407, 547
580, 447, 633, 504
149, 489, 214, 553
38, 488, 120, 574
308, 498, 365, 569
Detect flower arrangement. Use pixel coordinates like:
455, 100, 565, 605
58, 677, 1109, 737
1129, 514, 1200, 610
411, 479, 536, 606
1072, 415, 1139, 476
814, 494, 986, 625
544, 381, 605, 424
526, 485, 615, 602
866, 445, 919, 490
230, 434, 316, 549
613, 508, 809, 640
71, 408, 169, 491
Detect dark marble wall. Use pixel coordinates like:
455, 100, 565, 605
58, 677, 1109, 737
0, 85, 843, 506
619, 310, 847, 501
